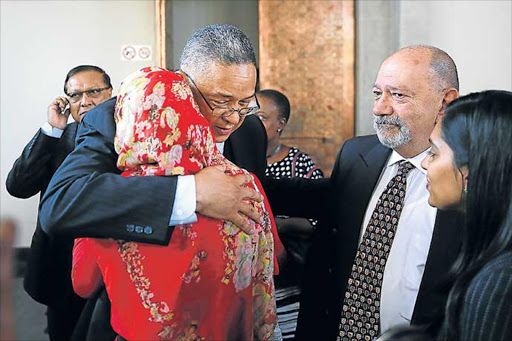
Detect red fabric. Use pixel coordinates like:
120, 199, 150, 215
72, 68, 283, 341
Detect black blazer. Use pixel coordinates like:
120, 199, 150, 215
266, 135, 462, 340
6, 123, 85, 308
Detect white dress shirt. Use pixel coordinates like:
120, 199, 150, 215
359, 149, 437, 333
41, 122, 64, 138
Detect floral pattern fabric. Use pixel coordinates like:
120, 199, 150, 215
72, 67, 282, 341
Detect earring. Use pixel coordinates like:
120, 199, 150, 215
277, 128, 282, 132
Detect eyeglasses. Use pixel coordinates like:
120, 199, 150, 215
66, 87, 111, 103
182, 71, 259, 118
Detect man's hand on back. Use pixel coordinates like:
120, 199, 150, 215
195, 165, 264, 233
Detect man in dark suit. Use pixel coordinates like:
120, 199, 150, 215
6, 65, 112, 341
267, 45, 462, 340
39, 25, 268, 340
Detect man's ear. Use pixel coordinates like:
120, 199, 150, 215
439, 88, 459, 118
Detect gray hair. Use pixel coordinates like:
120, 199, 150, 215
179, 24, 257, 79
399, 45, 459, 92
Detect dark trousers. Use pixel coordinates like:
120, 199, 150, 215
47, 299, 86, 341
71, 288, 116, 341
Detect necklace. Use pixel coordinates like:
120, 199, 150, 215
266, 144, 282, 159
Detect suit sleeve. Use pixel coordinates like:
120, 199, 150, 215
459, 264, 512, 341
39, 100, 177, 245
264, 176, 332, 221
6, 129, 60, 198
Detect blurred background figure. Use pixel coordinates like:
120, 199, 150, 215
5, 65, 112, 341
257, 89, 323, 339
421, 90, 512, 341
1, 219, 16, 341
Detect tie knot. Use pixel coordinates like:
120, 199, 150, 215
397, 160, 414, 177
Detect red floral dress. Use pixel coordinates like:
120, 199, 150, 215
72, 67, 283, 341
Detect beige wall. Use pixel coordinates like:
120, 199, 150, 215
1, 0, 157, 246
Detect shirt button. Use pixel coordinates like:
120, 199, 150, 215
135, 225, 143, 233
177, 209, 183, 216
144, 226, 153, 235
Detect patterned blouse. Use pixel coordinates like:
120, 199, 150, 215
71, 68, 283, 341
265, 147, 323, 180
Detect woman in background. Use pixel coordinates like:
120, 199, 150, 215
421, 90, 512, 341
72, 68, 283, 341
257, 89, 323, 339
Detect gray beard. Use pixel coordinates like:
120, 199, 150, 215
373, 115, 412, 149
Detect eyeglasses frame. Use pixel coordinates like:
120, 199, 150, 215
66, 86, 112, 103
181, 70, 260, 118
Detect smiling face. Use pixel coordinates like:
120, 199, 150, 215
65, 70, 112, 123
372, 49, 445, 157
421, 122, 465, 209
189, 63, 257, 143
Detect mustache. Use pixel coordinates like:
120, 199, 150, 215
374, 116, 405, 126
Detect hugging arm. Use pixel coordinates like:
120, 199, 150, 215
39, 101, 177, 245
39, 99, 262, 243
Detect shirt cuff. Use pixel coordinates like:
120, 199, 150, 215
169, 175, 197, 226
41, 122, 64, 138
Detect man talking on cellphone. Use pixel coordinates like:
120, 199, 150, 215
6, 65, 112, 341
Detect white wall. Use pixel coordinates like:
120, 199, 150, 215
399, 0, 512, 95
356, 0, 512, 135
1, 0, 157, 246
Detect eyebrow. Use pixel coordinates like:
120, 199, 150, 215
429, 138, 438, 149
210, 92, 255, 101
372, 84, 415, 95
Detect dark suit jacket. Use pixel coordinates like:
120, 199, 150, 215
6, 123, 86, 309
266, 135, 462, 340
38, 97, 267, 340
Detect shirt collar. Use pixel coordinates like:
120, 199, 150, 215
216, 142, 225, 154
387, 148, 430, 175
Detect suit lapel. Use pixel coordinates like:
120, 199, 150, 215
341, 142, 391, 235
335, 141, 391, 296
223, 138, 234, 162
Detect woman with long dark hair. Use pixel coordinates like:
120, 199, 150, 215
421, 90, 512, 341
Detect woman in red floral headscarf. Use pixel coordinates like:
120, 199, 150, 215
71, 67, 283, 341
